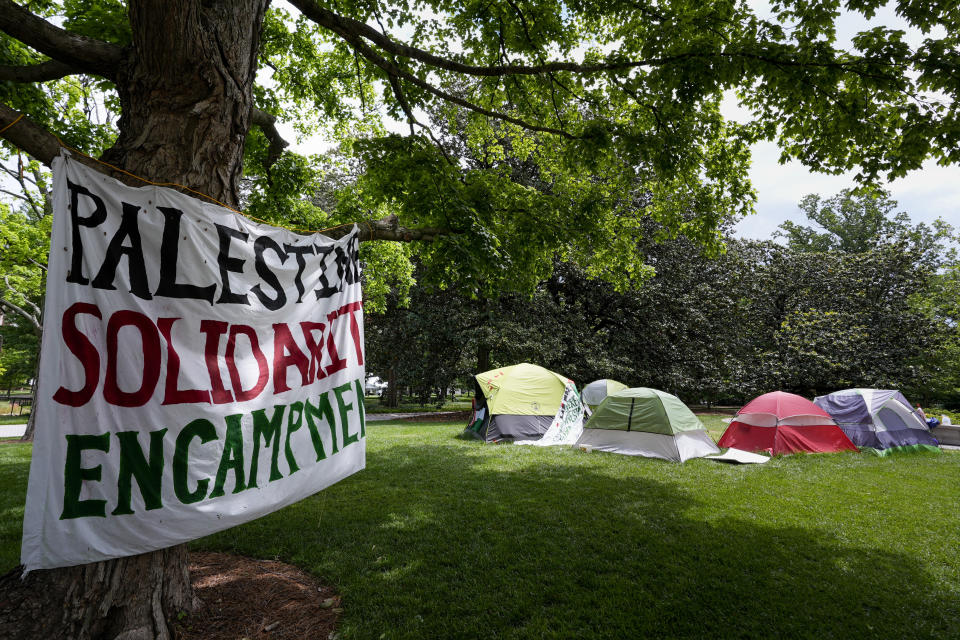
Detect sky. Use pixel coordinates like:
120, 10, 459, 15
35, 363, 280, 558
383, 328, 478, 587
725, 1, 959, 240
726, 133, 960, 242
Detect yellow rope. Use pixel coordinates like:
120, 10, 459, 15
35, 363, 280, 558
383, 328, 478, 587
0, 112, 363, 237
0, 113, 24, 135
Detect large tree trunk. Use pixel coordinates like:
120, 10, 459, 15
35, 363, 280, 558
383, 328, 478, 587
0, 546, 192, 640
102, 0, 267, 205
6, 2, 270, 638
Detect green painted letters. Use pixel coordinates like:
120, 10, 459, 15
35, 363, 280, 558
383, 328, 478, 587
61, 432, 110, 520
210, 414, 246, 497
353, 378, 366, 437
304, 392, 337, 460
285, 401, 303, 475
112, 428, 167, 515
173, 419, 218, 504
334, 382, 359, 447
249, 405, 285, 487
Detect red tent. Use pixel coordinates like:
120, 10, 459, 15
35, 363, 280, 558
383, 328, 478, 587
718, 391, 857, 455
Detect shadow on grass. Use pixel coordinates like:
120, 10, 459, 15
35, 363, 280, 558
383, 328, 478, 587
1, 431, 953, 638
198, 434, 959, 639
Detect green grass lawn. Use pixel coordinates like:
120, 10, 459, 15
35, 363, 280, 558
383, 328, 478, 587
694, 412, 731, 441
363, 396, 472, 413
1, 420, 959, 638
0, 443, 31, 571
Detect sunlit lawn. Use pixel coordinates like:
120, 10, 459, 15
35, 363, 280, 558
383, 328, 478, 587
1, 418, 958, 638
693, 412, 732, 441
363, 396, 472, 413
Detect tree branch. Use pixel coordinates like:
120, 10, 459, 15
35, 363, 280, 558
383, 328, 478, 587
0, 162, 40, 187
0, 0, 121, 80
502, 0, 566, 129
0, 295, 41, 337
0, 163, 45, 218
0, 187, 29, 202
292, 0, 901, 87
3, 277, 42, 318
0, 103, 114, 177
323, 214, 454, 243
386, 74, 416, 136
250, 108, 289, 169
0, 59, 81, 83
0, 104, 61, 165
317, 20, 576, 139
6, 154, 46, 218
291, 0, 646, 77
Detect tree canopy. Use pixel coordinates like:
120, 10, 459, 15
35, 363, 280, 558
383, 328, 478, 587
3, 0, 960, 298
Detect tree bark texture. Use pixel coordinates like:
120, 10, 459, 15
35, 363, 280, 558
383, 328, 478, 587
477, 343, 491, 375
386, 366, 399, 407
0, 545, 193, 640
2, 2, 270, 638
102, 0, 269, 207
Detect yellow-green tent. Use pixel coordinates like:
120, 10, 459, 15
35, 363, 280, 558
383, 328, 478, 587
466, 363, 573, 442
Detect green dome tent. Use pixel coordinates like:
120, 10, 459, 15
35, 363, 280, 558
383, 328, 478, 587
578, 388, 719, 462
465, 363, 574, 442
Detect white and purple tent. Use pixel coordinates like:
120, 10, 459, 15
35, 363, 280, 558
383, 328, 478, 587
813, 389, 940, 454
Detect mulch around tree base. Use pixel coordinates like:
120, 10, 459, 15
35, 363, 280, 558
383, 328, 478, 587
175, 552, 340, 640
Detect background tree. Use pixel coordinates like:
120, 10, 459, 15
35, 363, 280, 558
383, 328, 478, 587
364, 272, 475, 406
768, 188, 957, 397
0, 196, 48, 436
3, 1, 960, 638
759, 244, 946, 396
367, 193, 959, 406
776, 187, 956, 266
912, 263, 960, 403
0, 329, 38, 393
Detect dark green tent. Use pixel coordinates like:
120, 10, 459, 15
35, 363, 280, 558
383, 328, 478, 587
578, 388, 719, 462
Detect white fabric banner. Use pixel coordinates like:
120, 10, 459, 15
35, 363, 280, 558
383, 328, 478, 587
516, 382, 585, 446
22, 152, 366, 570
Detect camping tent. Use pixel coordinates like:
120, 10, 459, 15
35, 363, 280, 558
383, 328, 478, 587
813, 389, 940, 454
717, 391, 857, 455
576, 387, 720, 462
582, 379, 628, 408
465, 363, 574, 442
